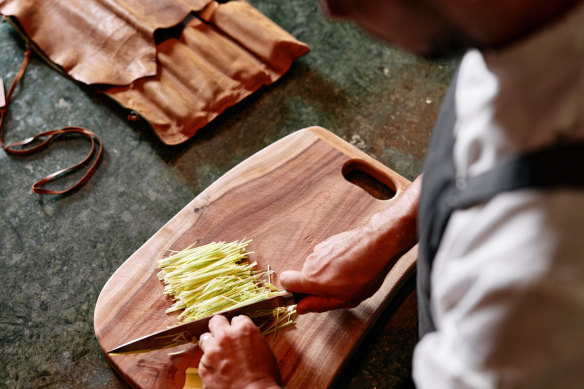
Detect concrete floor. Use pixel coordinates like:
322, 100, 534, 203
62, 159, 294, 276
0, 1, 456, 388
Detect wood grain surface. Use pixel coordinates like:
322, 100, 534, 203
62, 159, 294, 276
94, 127, 418, 388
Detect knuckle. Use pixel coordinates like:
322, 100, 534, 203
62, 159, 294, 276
232, 315, 252, 328
237, 317, 258, 334
201, 348, 220, 366
215, 334, 231, 348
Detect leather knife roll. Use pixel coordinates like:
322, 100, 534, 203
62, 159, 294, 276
0, 0, 310, 145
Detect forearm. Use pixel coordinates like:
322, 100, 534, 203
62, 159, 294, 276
364, 174, 421, 264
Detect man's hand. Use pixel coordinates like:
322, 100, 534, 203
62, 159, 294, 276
280, 176, 421, 314
198, 315, 282, 389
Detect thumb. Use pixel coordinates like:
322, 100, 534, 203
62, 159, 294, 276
279, 270, 307, 293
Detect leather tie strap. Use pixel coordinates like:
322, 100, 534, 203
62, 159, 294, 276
0, 47, 103, 195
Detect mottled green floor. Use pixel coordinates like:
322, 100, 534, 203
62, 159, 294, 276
0, 2, 456, 387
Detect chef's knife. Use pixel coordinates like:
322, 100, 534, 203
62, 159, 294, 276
107, 291, 301, 355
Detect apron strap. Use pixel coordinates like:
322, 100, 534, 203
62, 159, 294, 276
450, 141, 584, 209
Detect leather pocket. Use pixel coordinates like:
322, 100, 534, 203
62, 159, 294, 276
0, 0, 309, 144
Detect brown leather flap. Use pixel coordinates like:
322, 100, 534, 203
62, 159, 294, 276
0, 0, 213, 85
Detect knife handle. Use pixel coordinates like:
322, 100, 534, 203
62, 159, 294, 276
284, 292, 306, 305
183, 367, 202, 389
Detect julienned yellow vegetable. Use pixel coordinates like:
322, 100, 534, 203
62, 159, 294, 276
157, 239, 296, 336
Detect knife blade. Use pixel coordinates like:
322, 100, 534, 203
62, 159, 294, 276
107, 291, 301, 355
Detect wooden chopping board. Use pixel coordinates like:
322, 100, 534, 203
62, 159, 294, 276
94, 126, 417, 388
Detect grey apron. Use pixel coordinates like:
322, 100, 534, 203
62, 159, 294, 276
417, 70, 584, 337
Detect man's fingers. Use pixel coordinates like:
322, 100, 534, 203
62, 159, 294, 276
281, 270, 348, 314
297, 295, 348, 314
208, 314, 230, 337
200, 316, 230, 369
231, 314, 254, 327
198, 332, 213, 352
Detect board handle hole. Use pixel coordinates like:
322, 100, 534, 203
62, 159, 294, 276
342, 160, 396, 200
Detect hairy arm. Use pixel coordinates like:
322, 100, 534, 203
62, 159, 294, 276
280, 175, 421, 313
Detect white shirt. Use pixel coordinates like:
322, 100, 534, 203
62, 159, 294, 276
413, 3, 584, 388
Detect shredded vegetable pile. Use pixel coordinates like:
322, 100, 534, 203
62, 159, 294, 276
157, 239, 296, 336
